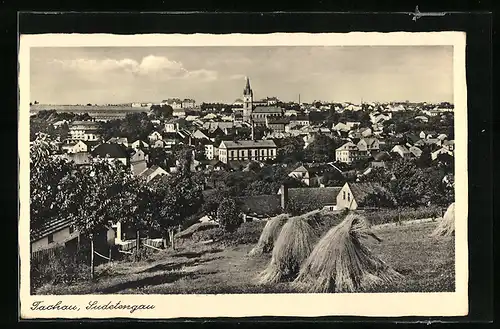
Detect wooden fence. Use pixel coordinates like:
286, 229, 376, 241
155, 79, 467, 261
31, 246, 61, 263
117, 238, 165, 252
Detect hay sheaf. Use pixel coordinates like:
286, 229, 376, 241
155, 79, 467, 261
248, 214, 290, 257
431, 203, 455, 238
294, 213, 403, 293
258, 217, 316, 284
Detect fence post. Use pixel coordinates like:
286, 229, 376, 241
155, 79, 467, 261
108, 247, 112, 263
136, 230, 140, 260
90, 235, 94, 280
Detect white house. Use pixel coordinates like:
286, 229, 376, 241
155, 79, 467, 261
204, 144, 215, 160
68, 121, 101, 142
139, 165, 170, 183
391, 145, 412, 159
335, 142, 368, 164
148, 131, 163, 143
431, 147, 454, 160
68, 140, 100, 153
131, 140, 149, 149
357, 138, 380, 153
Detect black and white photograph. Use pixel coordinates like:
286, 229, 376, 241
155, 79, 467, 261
19, 32, 468, 319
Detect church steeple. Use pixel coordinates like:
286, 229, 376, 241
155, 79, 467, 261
243, 76, 253, 96
242, 76, 254, 123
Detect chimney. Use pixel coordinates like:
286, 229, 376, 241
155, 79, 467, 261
280, 184, 288, 211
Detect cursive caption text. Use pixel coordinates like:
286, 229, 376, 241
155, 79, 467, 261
31, 300, 156, 314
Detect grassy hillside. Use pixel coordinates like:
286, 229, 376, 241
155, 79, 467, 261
34, 219, 454, 295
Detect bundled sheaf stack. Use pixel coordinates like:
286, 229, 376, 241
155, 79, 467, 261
431, 202, 455, 238
248, 214, 289, 256
258, 217, 316, 284
295, 213, 402, 292
254, 211, 403, 293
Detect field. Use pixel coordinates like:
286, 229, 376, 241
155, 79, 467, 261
30, 104, 147, 120
34, 218, 455, 295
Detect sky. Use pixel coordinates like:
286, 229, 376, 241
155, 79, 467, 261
30, 46, 453, 105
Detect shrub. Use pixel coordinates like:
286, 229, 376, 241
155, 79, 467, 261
30, 246, 90, 293
217, 198, 243, 232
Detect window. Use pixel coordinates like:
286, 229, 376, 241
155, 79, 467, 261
343, 191, 346, 200
69, 226, 74, 234
47, 234, 54, 244
347, 193, 350, 202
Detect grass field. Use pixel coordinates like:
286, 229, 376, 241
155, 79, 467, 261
35, 219, 454, 295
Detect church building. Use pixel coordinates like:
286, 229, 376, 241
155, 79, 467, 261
241, 77, 284, 124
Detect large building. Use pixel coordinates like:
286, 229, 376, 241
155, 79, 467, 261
241, 77, 283, 124
217, 139, 277, 164
68, 120, 102, 142
335, 142, 368, 164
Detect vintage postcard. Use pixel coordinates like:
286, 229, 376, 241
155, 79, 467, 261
19, 32, 468, 319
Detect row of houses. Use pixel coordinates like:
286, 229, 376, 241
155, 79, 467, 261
236, 182, 388, 222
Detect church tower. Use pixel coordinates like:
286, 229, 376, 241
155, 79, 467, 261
242, 76, 253, 122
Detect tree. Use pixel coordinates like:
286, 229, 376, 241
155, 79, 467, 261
71, 157, 133, 237
217, 198, 242, 232
321, 169, 346, 187
362, 188, 396, 209
30, 133, 79, 233
417, 147, 432, 168
150, 104, 173, 119
276, 136, 305, 164
303, 134, 338, 163
147, 147, 173, 168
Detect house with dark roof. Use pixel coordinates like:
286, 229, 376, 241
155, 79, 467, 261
251, 106, 284, 125
238, 194, 283, 221
336, 182, 392, 210
266, 116, 289, 133
31, 217, 79, 253
217, 139, 277, 164
278, 185, 343, 213
91, 143, 129, 165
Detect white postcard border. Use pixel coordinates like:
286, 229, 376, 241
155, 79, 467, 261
19, 32, 468, 319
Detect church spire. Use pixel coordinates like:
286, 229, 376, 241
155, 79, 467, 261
244, 76, 252, 96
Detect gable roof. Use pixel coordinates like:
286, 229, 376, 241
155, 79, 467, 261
287, 187, 342, 207
139, 165, 168, 178
31, 217, 74, 242
91, 143, 128, 159
358, 137, 379, 148
391, 145, 410, 154
336, 142, 358, 151
238, 194, 282, 216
